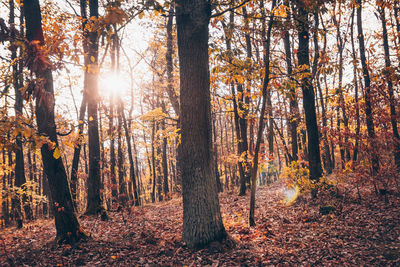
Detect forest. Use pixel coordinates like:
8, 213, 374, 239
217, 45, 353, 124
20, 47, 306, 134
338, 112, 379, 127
0, 0, 399, 265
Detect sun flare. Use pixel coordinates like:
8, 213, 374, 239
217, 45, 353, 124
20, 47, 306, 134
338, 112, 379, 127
100, 72, 129, 97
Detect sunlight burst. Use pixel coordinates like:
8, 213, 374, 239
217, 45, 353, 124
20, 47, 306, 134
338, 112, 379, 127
100, 72, 129, 97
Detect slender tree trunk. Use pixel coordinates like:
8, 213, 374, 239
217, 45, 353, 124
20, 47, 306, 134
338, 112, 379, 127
70, 93, 87, 207
10, 0, 32, 224
120, 100, 139, 206
161, 118, 169, 198
84, 0, 105, 215
249, 0, 276, 227
379, 5, 400, 171
356, 0, 379, 176
2, 149, 9, 226
176, 0, 226, 248
117, 99, 127, 206
283, 0, 298, 162
151, 121, 156, 203
24, 0, 85, 243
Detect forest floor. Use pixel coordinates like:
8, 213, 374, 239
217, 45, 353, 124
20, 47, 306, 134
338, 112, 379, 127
1, 181, 400, 266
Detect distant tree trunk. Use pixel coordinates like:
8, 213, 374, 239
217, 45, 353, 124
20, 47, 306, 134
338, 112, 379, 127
176, 0, 226, 248
333, 2, 350, 167
2, 149, 9, 226
296, 0, 322, 185
24, 0, 85, 243
120, 100, 139, 206
379, 5, 400, 171
165, 4, 181, 191
161, 117, 169, 198
249, 0, 276, 227
117, 99, 127, 206
356, 0, 379, 176
351, 5, 360, 163
109, 30, 118, 205
10, 0, 32, 224
316, 12, 333, 173
213, 115, 223, 192
70, 93, 87, 207
221, 11, 249, 195
151, 121, 156, 203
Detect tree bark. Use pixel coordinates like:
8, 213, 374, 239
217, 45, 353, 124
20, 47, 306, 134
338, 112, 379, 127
176, 0, 226, 248
296, 0, 322, 184
84, 0, 105, 215
24, 0, 85, 243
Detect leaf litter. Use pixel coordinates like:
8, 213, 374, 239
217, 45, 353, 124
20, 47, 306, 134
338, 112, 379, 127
1, 182, 399, 266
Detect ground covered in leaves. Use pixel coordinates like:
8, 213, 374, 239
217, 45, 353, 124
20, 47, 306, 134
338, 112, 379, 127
1, 182, 400, 266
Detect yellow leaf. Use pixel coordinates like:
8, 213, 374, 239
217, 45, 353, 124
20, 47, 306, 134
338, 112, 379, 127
53, 147, 61, 159
89, 116, 94, 121
90, 56, 95, 63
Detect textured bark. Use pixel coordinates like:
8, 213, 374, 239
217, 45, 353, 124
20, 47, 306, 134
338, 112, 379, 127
176, 0, 226, 248
356, 0, 379, 175
296, 1, 322, 183
24, 0, 85, 243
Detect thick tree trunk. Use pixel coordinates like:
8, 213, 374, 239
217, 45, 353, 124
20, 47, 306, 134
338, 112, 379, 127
296, 1, 322, 184
176, 0, 226, 248
24, 0, 85, 243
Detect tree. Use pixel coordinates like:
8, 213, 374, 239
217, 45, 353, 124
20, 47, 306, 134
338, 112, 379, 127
23, 0, 85, 243
295, 0, 322, 186
356, 0, 379, 177
378, 2, 400, 171
85, 0, 106, 216
10, 0, 32, 226
176, 0, 226, 247
249, 0, 276, 227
